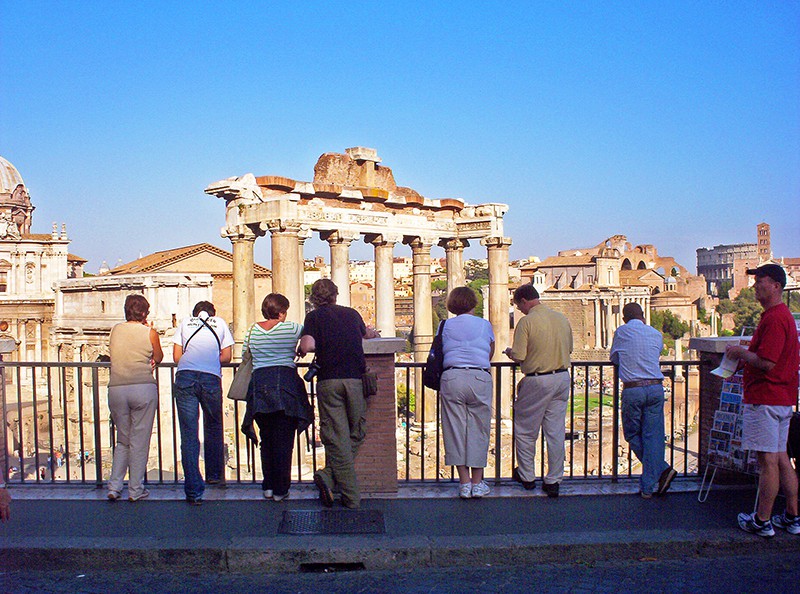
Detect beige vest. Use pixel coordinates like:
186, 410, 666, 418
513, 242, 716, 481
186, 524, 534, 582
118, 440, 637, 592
108, 322, 156, 386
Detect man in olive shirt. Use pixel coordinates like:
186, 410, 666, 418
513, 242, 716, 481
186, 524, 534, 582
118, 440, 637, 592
505, 284, 573, 497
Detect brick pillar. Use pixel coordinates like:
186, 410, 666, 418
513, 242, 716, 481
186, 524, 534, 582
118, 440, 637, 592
355, 338, 405, 494
690, 336, 751, 483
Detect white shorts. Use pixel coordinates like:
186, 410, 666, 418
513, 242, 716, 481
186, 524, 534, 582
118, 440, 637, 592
741, 404, 792, 453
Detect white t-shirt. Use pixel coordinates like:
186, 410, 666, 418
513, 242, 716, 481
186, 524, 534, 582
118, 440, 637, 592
172, 313, 235, 377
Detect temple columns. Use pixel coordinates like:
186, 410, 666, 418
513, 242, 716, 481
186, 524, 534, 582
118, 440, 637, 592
323, 231, 357, 307
407, 237, 435, 419
604, 300, 614, 349
441, 239, 468, 306
483, 236, 512, 415
268, 220, 303, 324
297, 229, 311, 319
228, 229, 257, 359
594, 298, 602, 348
367, 234, 399, 337
483, 236, 511, 356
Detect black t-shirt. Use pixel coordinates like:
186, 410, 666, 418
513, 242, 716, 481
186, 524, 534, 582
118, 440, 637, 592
302, 304, 367, 381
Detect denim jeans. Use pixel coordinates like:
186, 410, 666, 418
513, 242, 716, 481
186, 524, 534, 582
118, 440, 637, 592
174, 370, 224, 499
621, 384, 669, 494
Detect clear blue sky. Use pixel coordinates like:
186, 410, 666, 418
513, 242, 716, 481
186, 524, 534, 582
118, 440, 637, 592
2, 2, 798, 273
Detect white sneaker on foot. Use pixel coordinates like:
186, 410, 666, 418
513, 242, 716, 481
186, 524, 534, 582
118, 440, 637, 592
263, 489, 273, 499
471, 481, 491, 498
458, 483, 472, 499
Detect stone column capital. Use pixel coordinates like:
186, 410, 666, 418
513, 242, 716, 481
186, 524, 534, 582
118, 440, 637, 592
439, 238, 470, 251
365, 233, 402, 247
264, 219, 304, 235
321, 230, 360, 245
224, 225, 259, 242
404, 236, 436, 251
481, 236, 513, 250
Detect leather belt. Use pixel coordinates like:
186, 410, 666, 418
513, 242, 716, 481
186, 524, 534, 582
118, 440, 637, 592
525, 369, 568, 377
622, 379, 663, 389
446, 366, 490, 373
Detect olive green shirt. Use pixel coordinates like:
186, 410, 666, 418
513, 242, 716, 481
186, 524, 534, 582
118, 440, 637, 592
510, 304, 573, 374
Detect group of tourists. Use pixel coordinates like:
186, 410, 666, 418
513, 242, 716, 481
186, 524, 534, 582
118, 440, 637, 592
39, 262, 793, 533
102, 278, 377, 508
439, 283, 676, 501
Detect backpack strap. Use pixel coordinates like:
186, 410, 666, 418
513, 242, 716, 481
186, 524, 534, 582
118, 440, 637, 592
183, 316, 221, 352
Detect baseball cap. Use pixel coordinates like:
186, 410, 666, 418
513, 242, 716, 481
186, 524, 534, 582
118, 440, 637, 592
746, 263, 786, 288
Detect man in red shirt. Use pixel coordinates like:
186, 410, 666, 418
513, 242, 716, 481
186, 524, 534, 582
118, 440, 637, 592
727, 264, 799, 538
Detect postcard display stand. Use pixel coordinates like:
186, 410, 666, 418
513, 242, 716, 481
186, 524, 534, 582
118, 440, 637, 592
698, 371, 759, 502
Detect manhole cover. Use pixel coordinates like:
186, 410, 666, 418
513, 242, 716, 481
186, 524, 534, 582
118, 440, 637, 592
278, 509, 385, 535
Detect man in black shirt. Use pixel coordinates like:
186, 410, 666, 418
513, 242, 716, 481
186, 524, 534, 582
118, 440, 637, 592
298, 279, 378, 509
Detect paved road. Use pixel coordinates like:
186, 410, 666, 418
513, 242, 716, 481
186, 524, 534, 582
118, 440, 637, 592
3, 552, 799, 593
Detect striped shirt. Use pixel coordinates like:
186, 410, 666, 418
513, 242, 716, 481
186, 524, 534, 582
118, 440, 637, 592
244, 321, 303, 370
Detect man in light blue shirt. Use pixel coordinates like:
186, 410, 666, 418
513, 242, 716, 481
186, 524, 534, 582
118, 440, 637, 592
610, 303, 676, 499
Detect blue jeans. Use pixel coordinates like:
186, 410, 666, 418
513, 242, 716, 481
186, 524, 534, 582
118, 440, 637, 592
621, 384, 669, 495
174, 370, 224, 499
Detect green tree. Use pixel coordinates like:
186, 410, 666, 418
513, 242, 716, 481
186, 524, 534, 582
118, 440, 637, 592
718, 281, 731, 300
468, 279, 488, 317
431, 279, 447, 292
731, 287, 762, 335
649, 309, 690, 340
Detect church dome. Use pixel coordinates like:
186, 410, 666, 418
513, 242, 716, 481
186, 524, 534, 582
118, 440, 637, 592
0, 156, 25, 195
0, 155, 34, 234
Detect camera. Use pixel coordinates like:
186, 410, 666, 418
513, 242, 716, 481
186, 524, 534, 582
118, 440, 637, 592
303, 362, 320, 382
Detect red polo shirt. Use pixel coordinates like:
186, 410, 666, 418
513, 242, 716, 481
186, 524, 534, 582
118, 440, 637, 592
743, 302, 800, 406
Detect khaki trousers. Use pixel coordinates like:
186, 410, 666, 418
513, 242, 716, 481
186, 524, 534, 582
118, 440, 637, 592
107, 383, 158, 498
514, 373, 570, 485
316, 378, 366, 508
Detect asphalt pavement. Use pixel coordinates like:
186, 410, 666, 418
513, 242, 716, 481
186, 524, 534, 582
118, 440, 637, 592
2, 478, 800, 577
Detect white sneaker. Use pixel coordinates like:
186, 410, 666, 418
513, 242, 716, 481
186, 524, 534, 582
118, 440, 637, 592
263, 489, 273, 499
458, 483, 472, 499
273, 492, 289, 502
471, 481, 491, 498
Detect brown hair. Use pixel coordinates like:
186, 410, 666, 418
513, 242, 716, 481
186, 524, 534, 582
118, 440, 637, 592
192, 301, 216, 317
124, 294, 150, 322
513, 284, 539, 304
447, 286, 478, 315
261, 293, 290, 319
309, 279, 338, 307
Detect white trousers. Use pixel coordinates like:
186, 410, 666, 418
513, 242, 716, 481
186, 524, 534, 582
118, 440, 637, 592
514, 373, 570, 485
107, 383, 158, 497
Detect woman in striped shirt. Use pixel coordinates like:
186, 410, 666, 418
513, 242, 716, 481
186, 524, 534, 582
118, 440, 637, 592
243, 293, 313, 501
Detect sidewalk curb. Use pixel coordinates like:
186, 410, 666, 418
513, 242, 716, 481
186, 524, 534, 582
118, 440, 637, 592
4, 531, 799, 573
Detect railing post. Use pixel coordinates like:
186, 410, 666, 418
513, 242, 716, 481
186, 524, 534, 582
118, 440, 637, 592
611, 365, 619, 483
92, 365, 104, 488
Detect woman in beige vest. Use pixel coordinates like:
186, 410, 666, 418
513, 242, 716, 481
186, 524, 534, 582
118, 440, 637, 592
107, 294, 163, 501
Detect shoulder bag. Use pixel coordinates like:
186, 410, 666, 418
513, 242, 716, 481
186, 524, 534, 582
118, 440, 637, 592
422, 320, 446, 391
226, 348, 253, 401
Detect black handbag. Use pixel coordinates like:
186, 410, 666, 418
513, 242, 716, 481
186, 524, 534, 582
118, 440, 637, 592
422, 320, 446, 391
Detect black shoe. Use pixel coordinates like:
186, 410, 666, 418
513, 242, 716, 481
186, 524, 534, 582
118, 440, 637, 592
207, 478, 227, 489
185, 496, 203, 506
512, 467, 536, 490
655, 467, 677, 496
542, 482, 560, 498
313, 473, 334, 508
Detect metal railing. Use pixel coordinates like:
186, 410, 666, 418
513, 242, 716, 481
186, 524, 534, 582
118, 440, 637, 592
395, 360, 702, 484
0, 359, 701, 488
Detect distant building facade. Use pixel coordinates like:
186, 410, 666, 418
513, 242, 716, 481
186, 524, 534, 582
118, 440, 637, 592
0, 156, 85, 362
696, 223, 770, 295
